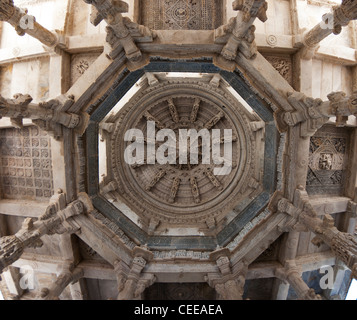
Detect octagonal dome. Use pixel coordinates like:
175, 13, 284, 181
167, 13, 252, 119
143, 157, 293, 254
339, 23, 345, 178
85, 59, 280, 250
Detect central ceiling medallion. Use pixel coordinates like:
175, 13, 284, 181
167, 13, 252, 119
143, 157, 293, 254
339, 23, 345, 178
104, 79, 262, 230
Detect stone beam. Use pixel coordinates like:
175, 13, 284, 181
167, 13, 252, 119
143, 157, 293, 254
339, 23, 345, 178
0, 94, 89, 140
300, 0, 357, 59
0, 192, 92, 274
270, 189, 357, 279
277, 90, 357, 137
0, 0, 60, 48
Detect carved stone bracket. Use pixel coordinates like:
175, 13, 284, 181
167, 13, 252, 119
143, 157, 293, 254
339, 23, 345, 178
205, 247, 248, 300
0, 94, 90, 140
83, 0, 154, 70
277, 91, 357, 137
0, 192, 93, 274
115, 246, 156, 300
269, 189, 357, 279
214, 0, 268, 70
0, 0, 61, 48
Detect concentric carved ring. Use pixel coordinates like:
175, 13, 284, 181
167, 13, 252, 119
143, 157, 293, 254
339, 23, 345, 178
109, 81, 255, 225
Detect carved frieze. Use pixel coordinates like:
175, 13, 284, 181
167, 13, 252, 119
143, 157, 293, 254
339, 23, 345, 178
140, 0, 223, 30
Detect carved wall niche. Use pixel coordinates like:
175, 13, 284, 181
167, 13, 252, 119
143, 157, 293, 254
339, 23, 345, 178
0, 126, 54, 201
261, 54, 293, 87
306, 125, 351, 196
139, 0, 223, 30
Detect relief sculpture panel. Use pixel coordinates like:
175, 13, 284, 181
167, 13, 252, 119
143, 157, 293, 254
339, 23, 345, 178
140, 0, 223, 30
306, 126, 350, 196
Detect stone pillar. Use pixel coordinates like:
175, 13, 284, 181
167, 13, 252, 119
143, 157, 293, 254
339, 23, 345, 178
38, 266, 84, 300
116, 246, 155, 300
276, 261, 321, 300
301, 0, 357, 59
346, 201, 357, 235
0, 0, 59, 48
0, 193, 91, 274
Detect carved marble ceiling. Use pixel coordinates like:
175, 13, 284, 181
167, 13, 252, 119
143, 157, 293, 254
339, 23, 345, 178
0, 0, 356, 301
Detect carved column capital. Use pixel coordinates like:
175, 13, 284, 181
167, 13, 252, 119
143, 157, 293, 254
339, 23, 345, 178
117, 245, 155, 300
83, 0, 152, 69
206, 248, 247, 300
214, 0, 267, 69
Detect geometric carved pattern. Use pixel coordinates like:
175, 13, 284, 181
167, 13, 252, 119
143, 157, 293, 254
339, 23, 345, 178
262, 54, 293, 86
306, 126, 350, 196
0, 126, 54, 200
140, 0, 223, 30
